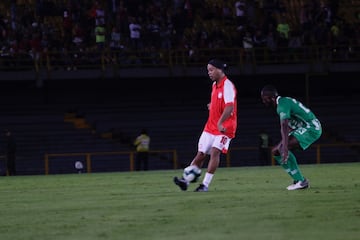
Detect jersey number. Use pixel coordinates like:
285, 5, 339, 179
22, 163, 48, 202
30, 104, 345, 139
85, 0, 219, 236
220, 136, 228, 145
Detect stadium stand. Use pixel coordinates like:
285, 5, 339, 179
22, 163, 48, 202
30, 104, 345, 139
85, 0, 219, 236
0, 81, 358, 175
0, 1, 358, 175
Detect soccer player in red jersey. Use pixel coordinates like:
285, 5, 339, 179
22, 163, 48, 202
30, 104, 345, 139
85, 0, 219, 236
174, 59, 238, 192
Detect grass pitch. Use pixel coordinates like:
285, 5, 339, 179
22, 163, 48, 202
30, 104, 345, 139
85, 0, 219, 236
0, 163, 359, 240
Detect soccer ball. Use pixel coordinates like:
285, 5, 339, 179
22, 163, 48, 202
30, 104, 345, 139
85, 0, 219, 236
183, 165, 201, 183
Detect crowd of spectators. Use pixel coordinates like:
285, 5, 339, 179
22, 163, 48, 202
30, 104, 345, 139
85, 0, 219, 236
0, 0, 359, 70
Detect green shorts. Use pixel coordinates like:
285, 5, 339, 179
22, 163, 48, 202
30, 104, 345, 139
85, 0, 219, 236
290, 119, 322, 150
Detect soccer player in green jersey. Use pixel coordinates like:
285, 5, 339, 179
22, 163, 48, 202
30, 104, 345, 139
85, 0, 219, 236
261, 85, 322, 190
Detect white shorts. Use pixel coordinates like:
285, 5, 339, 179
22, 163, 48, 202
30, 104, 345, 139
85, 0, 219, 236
198, 131, 232, 155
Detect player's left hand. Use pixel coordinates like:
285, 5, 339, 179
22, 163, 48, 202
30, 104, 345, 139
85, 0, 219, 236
218, 124, 226, 133
281, 151, 289, 164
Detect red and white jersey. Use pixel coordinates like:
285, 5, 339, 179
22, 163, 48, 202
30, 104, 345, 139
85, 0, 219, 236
204, 76, 237, 139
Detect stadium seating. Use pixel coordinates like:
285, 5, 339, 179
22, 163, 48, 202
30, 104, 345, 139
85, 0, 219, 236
0, 89, 358, 175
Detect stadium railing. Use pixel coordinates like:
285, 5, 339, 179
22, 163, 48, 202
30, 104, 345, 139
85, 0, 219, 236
227, 142, 360, 167
1, 45, 359, 78
44, 149, 178, 175
43, 142, 359, 174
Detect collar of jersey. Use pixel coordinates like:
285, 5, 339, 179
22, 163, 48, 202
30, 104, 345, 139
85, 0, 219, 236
276, 96, 281, 105
215, 75, 227, 88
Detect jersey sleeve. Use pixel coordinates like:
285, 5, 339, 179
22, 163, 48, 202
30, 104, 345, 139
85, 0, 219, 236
277, 98, 291, 120
223, 80, 236, 105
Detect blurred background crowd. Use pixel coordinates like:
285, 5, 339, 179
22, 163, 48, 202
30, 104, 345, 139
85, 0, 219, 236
0, 0, 359, 69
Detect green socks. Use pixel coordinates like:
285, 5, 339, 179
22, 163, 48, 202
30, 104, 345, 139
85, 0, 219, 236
274, 151, 305, 182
